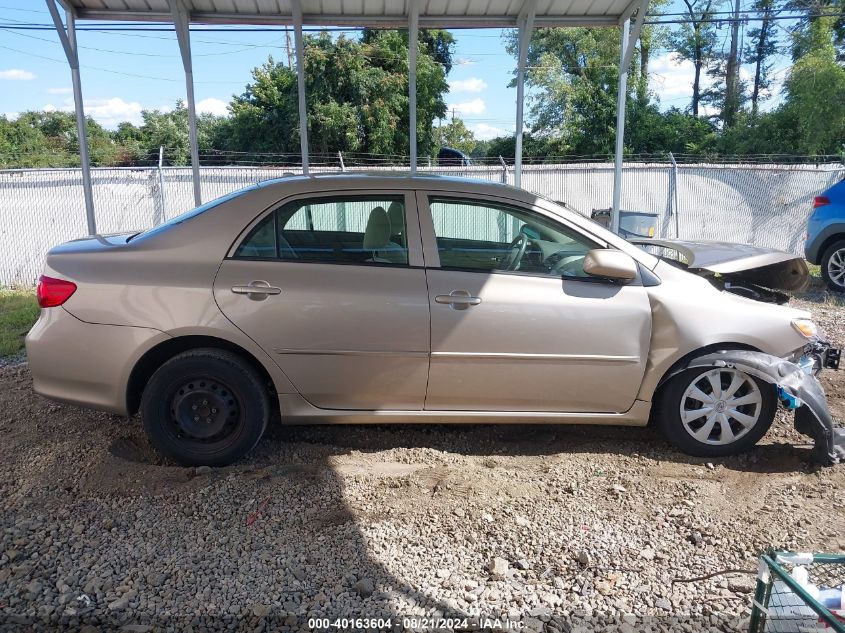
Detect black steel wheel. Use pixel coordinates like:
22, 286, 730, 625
141, 348, 269, 466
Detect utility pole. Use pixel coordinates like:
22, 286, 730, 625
285, 28, 294, 69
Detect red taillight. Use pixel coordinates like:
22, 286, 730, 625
36, 275, 77, 308
813, 196, 830, 208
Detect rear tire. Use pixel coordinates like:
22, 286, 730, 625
820, 239, 845, 293
140, 348, 269, 466
656, 366, 777, 457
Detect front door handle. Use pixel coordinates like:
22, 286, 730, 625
231, 280, 281, 301
435, 290, 482, 310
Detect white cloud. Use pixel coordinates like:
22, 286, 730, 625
449, 77, 487, 93
471, 122, 508, 140
649, 52, 787, 113
86, 97, 144, 127
3, 112, 19, 121
648, 52, 713, 104
42, 96, 144, 128
197, 97, 229, 117
47, 87, 72, 95
447, 98, 486, 116
0, 69, 35, 80
454, 57, 477, 67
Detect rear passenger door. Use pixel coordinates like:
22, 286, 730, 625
214, 192, 431, 410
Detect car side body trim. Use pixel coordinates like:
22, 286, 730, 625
274, 348, 429, 358
276, 393, 652, 425
429, 352, 641, 363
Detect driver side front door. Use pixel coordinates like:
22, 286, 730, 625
418, 192, 652, 413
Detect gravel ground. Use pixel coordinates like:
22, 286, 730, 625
1, 296, 843, 633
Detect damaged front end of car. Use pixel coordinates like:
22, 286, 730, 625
629, 238, 810, 304
687, 350, 844, 465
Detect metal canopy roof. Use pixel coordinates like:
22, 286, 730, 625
63, 0, 635, 27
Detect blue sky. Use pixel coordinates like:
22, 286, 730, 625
0, 1, 789, 139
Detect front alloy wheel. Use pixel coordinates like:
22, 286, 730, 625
657, 365, 777, 457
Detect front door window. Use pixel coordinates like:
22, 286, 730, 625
428, 197, 599, 278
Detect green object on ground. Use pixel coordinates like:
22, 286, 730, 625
0, 289, 38, 357
749, 550, 845, 633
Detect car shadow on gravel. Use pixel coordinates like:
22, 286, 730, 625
275, 421, 826, 475
0, 357, 832, 631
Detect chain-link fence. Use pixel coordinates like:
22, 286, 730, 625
1, 162, 842, 286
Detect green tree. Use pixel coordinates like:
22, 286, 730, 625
780, 16, 845, 153
11, 110, 123, 166
627, 106, 718, 155
135, 102, 220, 165
363, 28, 456, 72
219, 30, 450, 161
506, 27, 641, 155
635, 0, 672, 107
0, 116, 54, 168
668, 0, 721, 117
432, 118, 476, 156
744, 0, 781, 118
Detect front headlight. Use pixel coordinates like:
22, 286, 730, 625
791, 318, 818, 339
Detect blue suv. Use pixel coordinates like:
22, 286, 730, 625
806, 178, 845, 292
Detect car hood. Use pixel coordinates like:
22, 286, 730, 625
631, 238, 809, 291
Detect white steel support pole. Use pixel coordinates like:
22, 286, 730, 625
169, 0, 201, 206
408, 0, 419, 173
46, 0, 96, 235
292, 0, 309, 174
610, 18, 630, 234
514, 0, 536, 189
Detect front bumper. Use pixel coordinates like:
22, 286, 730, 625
798, 341, 842, 375
689, 350, 844, 465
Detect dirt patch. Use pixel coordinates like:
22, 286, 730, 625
1, 338, 844, 630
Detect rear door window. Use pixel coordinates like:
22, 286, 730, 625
235, 196, 409, 266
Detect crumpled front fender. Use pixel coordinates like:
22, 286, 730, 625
687, 351, 844, 465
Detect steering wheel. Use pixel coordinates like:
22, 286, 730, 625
500, 231, 531, 271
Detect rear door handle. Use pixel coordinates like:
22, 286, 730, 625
435, 290, 482, 310
231, 280, 281, 300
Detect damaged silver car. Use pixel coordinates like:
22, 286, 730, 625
25, 174, 843, 466
629, 238, 810, 304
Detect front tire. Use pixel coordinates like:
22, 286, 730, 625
820, 239, 845, 293
140, 349, 269, 466
656, 366, 777, 457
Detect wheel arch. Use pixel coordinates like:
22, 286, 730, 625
813, 229, 845, 265
126, 335, 278, 416
653, 342, 763, 400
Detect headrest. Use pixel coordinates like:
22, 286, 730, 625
387, 201, 404, 234
363, 206, 391, 250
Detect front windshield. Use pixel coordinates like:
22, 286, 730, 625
132, 187, 254, 241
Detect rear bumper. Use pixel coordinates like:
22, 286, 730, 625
25, 307, 167, 415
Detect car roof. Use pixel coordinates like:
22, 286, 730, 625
255, 172, 537, 204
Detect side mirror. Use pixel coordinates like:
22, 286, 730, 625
582, 249, 637, 282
